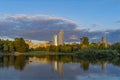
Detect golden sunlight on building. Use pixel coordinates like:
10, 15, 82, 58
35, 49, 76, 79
25, 40, 52, 49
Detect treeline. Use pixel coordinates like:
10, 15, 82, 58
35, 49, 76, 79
34, 37, 120, 54
32, 37, 120, 60
35, 43, 120, 53
0, 37, 120, 55
0, 38, 29, 53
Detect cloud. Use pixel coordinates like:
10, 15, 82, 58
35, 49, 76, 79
91, 23, 101, 28
0, 14, 78, 31
0, 14, 120, 43
90, 36, 99, 40
69, 35, 78, 40
0, 14, 79, 40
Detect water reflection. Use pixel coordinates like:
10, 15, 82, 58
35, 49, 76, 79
28, 56, 64, 76
80, 61, 90, 71
0, 55, 120, 76
28, 56, 49, 64
0, 55, 26, 71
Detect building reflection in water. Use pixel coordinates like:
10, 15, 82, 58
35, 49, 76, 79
28, 56, 49, 64
29, 57, 64, 76
53, 61, 64, 76
101, 61, 107, 70
0, 55, 108, 75
58, 62, 64, 76
53, 61, 58, 71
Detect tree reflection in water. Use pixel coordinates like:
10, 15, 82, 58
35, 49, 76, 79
0, 55, 26, 71
0, 55, 120, 74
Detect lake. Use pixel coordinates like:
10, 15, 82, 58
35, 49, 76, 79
0, 55, 120, 80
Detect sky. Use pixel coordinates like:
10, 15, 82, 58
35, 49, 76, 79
0, 0, 120, 30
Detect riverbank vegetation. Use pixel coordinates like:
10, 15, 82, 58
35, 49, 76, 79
0, 37, 120, 60
0, 38, 29, 53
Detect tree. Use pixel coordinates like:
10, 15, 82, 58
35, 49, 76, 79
80, 37, 89, 49
98, 43, 107, 50
110, 42, 120, 53
0, 39, 4, 51
82, 37, 89, 45
3, 42, 9, 52
14, 38, 28, 52
60, 45, 72, 53
89, 42, 98, 49
9, 42, 15, 52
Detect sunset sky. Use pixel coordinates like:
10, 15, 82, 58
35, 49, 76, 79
0, 0, 120, 30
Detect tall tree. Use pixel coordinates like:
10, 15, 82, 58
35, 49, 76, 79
9, 42, 15, 52
3, 42, 9, 52
82, 37, 89, 45
14, 38, 28, 52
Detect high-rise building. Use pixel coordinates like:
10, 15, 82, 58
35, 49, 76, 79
58, 30, 64, 45
102, 36, 106, 43
53, 34, 58, 46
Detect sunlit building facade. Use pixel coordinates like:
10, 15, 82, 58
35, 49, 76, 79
58, 30, 64, 45
53, 34, 58, 46
102, 36, 106, 43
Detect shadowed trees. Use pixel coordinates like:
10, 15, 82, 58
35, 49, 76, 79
0, 38, 29, 53
14, 38, 29, 52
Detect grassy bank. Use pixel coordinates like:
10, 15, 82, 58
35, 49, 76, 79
75, 49, 119, 61
0, 49, 119, 61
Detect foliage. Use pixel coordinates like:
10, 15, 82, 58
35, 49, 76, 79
110, 42, 120, 53
0, 38, 29, 53
3, 42, 9, 52
9, 42, 14, 52
14, 38, 29, 52
75, 49, 118, 61
82, 37, 89, 45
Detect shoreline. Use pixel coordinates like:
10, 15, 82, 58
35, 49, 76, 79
0, 50, 119, 61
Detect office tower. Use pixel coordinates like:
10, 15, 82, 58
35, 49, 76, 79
53, 34, 58, 46
102, 36, 106, 43
58, 30, 64, 45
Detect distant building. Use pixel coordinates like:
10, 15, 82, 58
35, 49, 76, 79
98, 36, 111, 48
44, 41, 53, 47
102, 36, 106, 43
58, 30, 64, 45
53, 34, 58, 46
25, 40, 52, 49
25, 40, 35, 49
48, 41, 53, 46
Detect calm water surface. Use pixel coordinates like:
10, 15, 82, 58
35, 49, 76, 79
0, 55, 120, 80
